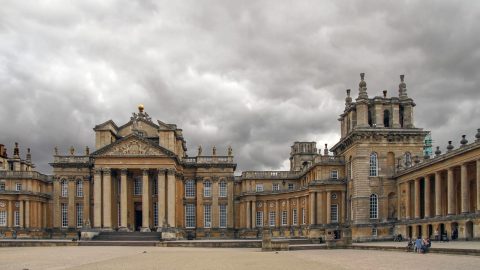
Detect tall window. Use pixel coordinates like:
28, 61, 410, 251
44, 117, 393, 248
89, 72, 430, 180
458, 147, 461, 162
61, 203, 68, 228
0, 182, 6, 191
288, 183, 294, 191
153, 202, 158, 227
185, 204, 196, 228
370, 194, 378, 219
219, 181, 227, 197
330, 170, 338, 179
203, 181, 212, 197
76, 180, 83, 197
256, 211, 263, 227
185, 180, 195, 198
281, 210, 288, 226
204, 204, 211, 228
292, 209, 298, 225
61, 180, 68, 197
404, 152, 412, 167
0, 210, 6, 226
269, 211, 276, 227
302, 208, 306, 224
76, 203, 83, 228
117, 202, 121, 227
369, 152, 378, 177
331, 204, 338, 223
133, 177, 142, 195
16, 183, 22, 191
256, 184, 264, 192
219, 204, 227, 228
152, 177, 158, 195
14, 211, 20, 226
383, 110, 390, 127
272, 183, 280, 192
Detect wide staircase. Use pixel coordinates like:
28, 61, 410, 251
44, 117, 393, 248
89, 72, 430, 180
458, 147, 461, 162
81, 231, 162, 246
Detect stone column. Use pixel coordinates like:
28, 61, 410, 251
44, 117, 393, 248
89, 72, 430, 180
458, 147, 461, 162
167, 169, 176, 227
141, 169, 150, 231
340, 191, 345, 222
477, 160, 480, 213
120, 169, 128, 231
414, 178, 421, 219
425, 175, 431, 218
53, 179, 60, 228
405, 181, 411, 219
326, 191, 331, 224
83, 178, 90, 227
212, 179, 219, 228
25, 200, 30, 228
19, 201, 25, 228
461, 163, 470, 214
68, 179, 75, 228
157, 169, 166, 229
7, 200, 13, 227
252, 200, 257, 228
435, 171, 442, 217
275, 200, 279, 227
316, 192, 323, 224
102, 168, 112, 229
447, 167, 455, 215
309, 192, 316, 224
93, 169, 102, 228
246, 201, 251, 229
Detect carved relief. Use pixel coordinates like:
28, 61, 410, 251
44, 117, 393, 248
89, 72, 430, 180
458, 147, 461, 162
104, 139, 162, 156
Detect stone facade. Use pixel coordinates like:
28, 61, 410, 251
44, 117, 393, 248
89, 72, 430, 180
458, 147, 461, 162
1, 74, 479, 241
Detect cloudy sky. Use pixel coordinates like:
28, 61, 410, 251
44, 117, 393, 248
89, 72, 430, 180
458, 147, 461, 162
1, 0, 479, 174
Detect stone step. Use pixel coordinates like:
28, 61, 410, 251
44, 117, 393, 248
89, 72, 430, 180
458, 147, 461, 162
92, 232, 162, 241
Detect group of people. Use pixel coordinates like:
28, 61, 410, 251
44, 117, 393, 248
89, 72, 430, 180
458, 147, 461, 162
406, 236, 431, 253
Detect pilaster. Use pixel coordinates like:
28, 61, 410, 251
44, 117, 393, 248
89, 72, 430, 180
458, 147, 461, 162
102, 168, 112, 229
141, 169, 151, 232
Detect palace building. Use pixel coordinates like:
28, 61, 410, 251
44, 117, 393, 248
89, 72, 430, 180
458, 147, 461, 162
1, 74, 479, 241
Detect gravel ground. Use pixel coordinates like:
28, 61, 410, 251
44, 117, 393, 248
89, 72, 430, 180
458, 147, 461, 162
1, 246, 479, 270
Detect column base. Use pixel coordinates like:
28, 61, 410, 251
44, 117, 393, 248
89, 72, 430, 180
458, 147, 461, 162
101, 227, 114, 232
161, 228, 178, 239
140, 227, 151, 232
118, 227, 130, 232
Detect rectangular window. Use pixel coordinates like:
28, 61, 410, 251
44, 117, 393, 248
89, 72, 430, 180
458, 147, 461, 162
219, 181, 227, 197
0, 182, 5, 191
269, 211, 276, 227
288, 183, 294, 191
76, 181, 83, 197
256, 211, 263, 227
256, 184, 264, 192
134, 177, 142, 195
372, 228, 378, 237
0, 210, 6, 226
76, 203, 83, 228
61, 203, 68, 228
292, 209, 298, 225
185, 204, 196, 228
219, 204, 227, 228
204, 204, 211, 228
153, 202, 158, 227
15, 183, 22, 191
281, 210, 287, 226
331, 204, 338, 223
203, 181, 212, 197
14, 211, 20, 227
302, 208, 306, 224
61, 181, 68, 197
185, 180, 195, 198
272, 183, 280, 192
330, 170, 338, 180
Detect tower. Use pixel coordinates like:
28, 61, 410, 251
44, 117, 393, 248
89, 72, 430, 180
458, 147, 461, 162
331, 74, 429, 241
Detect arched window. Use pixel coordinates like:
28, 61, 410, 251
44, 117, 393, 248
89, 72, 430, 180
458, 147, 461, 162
368, 109, 373, 127
219, 181, 227, 197
369, 153, 378, 177
404, 152, 412, 167
203, 181, 212, 197
61, 179, 68, 197
383, 110, 390, 127
76, 180, 83, 197
370, 194, 378, 219
185, 180, 195, 198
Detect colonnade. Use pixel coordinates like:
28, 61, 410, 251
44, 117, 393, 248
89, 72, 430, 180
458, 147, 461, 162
93, 168, 176, 231
4, 199, 47, 228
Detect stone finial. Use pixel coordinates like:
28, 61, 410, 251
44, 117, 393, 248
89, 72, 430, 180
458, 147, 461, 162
423, 152, 430, 160
198, 145, 202, 156
85, 146, 90, 155
54, 146, 58, 156
345, 89, 352, 105
70, 146, 75, 155
434, 146, 441, 157
396, 157, 402, 169
447, 141, 454, 152
399, 74, 408, 99
323, 144, 328, 156
460, 135, 468, 146
26, 148, 31, 161
212, 146, 216, 156
227, 145, 233, 156
13, 142, 19, 158
476, 128, 480, 142
414, 155, 420, 164
383, 90, 387, 98
358, 73, 368, 99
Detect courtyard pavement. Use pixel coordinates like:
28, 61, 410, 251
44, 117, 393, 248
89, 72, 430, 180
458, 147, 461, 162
355, 240, 480, 250
1, 246, 480, 270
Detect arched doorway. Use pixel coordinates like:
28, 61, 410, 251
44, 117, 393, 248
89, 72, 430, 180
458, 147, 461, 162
417, 225, 422, 237
407, 226, 413, 239
465, 221, 474, 240
387, 192, 396, 220
427, 224, 433, 238
451, 222, 459, 240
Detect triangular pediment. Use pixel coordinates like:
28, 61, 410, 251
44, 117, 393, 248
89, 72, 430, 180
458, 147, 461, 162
91, 134, 176, 157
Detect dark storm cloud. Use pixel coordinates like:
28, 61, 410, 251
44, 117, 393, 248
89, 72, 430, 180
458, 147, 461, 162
1, 0, 479, 174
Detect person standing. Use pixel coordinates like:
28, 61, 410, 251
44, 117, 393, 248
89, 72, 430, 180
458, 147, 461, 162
415, 236, 423, 254
434, 228, 440, 241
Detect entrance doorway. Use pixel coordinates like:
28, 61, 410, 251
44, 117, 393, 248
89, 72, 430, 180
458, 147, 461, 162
134, 202, 142, 231
466, 221, 474, 240
407, 226, 412, 239
427, 224, 433, 238
417, 225, 422, 237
